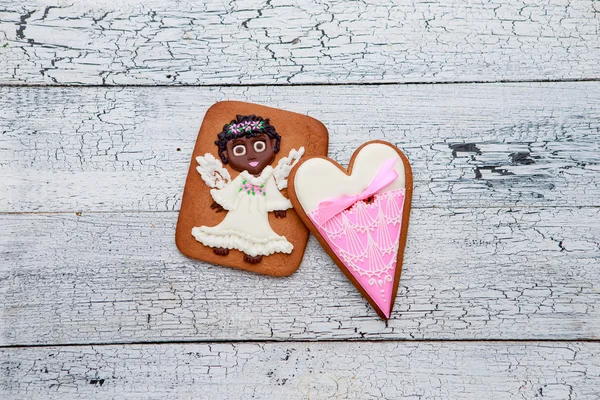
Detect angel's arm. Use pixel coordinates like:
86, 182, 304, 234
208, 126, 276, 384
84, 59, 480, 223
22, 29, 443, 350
209, 174, 243, 211
196, 153, 231, 189
265, 176, 293, 213
273, 147, 305, 190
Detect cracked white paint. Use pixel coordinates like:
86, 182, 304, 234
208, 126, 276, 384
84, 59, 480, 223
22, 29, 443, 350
0, 0, 598, 84
1, 342, 599, 399
1, 83, 599, 212
1, 1, 599, 396
0, 207, 598, 345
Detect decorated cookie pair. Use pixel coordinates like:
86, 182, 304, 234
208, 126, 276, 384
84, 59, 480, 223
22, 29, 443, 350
176, 102, 412, 319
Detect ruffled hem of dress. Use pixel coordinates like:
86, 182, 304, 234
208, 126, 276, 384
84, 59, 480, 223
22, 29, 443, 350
191, 227, 293, 256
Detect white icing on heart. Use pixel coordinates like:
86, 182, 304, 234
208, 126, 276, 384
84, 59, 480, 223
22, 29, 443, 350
293, 142, 409, 319
294, 142, 406, 212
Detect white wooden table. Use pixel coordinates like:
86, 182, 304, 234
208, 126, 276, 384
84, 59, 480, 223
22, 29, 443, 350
1, 1, 599, 398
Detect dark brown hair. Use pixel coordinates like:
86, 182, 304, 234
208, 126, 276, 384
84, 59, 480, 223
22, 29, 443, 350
215, 115, 281, 164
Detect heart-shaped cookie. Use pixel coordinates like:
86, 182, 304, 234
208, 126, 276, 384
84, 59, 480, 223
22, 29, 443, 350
289, 141, 412, 319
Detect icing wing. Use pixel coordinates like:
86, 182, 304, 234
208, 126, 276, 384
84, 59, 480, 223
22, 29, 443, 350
273, 147, 305, 190
196, 153, 231, 189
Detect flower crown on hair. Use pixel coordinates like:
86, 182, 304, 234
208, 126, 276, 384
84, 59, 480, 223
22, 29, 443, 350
215, 114, 282, 164
226, 119, 266, 135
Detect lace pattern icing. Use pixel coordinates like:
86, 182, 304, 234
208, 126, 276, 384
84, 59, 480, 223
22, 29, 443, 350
308, 188, 406, 317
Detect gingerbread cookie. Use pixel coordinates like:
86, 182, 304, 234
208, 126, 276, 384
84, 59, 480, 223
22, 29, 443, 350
289, 141, 412, 319
176, 101, 329, 276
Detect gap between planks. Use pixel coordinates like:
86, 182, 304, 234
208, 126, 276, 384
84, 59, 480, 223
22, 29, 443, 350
1, 77, 600, 88
2, 337, 600, 350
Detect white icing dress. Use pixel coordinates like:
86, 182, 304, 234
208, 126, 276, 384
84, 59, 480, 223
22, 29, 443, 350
191, 166, 293, 256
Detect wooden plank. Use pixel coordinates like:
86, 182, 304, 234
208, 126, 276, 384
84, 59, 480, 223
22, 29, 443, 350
1, 207, 599, 345
2, 82, 599, 212
0, 0, 599, 85
1, 342, 599, 399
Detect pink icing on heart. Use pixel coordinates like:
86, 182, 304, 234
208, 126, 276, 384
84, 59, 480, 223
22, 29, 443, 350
308, 188, 405, 318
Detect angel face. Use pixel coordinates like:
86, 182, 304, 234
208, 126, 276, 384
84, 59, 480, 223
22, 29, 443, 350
225, 134, 277, 175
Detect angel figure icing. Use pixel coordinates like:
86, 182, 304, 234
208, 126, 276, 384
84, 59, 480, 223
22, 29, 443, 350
192, 115, 304, 264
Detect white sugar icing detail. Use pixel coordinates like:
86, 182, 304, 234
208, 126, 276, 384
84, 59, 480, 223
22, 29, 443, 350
321, 213, 344, 239
191, 228, 293, 257
309, 188, 405, 280
338, 213, 367, 263
195, 153, 231, 189
350, 200, 377, 233
293, 142, 406, 213
384, 190, 403, 225
311, 190, 405, 277
375, 205, 395, 254
294, 142, 408, 318
273, 147, 305, 190
193, 165, 293, 256
240, 166, 273, 186
210, 187, 236, 211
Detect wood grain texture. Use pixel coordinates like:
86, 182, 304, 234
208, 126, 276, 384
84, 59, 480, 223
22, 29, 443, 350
1, 0, 599, 396
0, 0, 599, 85
1, 207, 598, 346
2, 342, 599, 399
2, 82, 599, 212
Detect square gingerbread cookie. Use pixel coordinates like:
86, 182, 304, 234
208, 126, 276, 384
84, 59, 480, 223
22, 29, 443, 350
176, 101, 329, 276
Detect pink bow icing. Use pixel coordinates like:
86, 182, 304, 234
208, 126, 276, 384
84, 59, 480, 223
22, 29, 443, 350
315, 157, 400, 225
